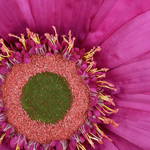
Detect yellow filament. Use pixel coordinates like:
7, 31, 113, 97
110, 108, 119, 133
85, 134, 95, 148
9, 34, 27, 49
85, 61, 94, 72
95, 74, 105, 79
45, 26, 58, 45
16, 143, 20, 150
0, 133, 6, 145
95, 106, 105, 116
98, 85, 117, 91
62, 30, 75, 53
26, 28, 40, 45
52, 26, 58, 42
98, 93, 109, 101
101, 104, 118, 114
93, 123, 102, 135
45, 33, 54, 45
98, 117, 104, 121
83, 46, 101, 62
77, 142, 86, 150
0, 39, 11, 57
97, 81, 114, 87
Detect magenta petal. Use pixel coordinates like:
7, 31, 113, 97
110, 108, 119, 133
24, 53, 30, 58
42, 144, 50, 150
0, 113, 6, 125
56, 141, 62, 150
95, 10, 150, 69
23, 58, 31, 64
0, 99, 3, 112
88, 110, 92, 117
49, 140, 58, 147
10, 134, 26, 148
0, 1, 29, 43
93, 108, 101, 117
27, 141, 40, 150
1, 122, 6, 129
3, 124, 15, 137
1, 140, 16, 150
30, 47, 36, 55
106, 54, 150, 94
45, 53, 53, 57
15, 52, 22, 57
80, 135, 85, 143
105, 106, 150, 149
0, 66, 9, 74
69, 138, 77, 149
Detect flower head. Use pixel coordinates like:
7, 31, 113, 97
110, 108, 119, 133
0, 0, 150, 150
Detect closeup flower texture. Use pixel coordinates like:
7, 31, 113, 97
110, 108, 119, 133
0, 0, 150, 150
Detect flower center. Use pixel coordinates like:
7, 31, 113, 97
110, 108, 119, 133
20, 72, 73, 124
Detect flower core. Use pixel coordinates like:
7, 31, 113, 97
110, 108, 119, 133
21, 72, 73, 124
0, 27, 118, 150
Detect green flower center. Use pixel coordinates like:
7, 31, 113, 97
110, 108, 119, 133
20, 72, 73, 124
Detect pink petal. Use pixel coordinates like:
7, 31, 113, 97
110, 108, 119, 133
23, 58, 31, 64
106, 54, 150, 94
82, 0, 150, 49
0, 1, 28, 43
0, 99, 3, 112
104, 105, 150, 149
0, 66, 9, 74
0, 113, 6, 125
1, 140, 16, 150
95, 10, 150, 69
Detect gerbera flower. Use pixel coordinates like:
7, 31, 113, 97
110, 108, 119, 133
0, 0, 150, 150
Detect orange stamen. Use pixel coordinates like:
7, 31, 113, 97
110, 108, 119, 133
62, 30, 75, 53
26, 28, 40, 45
9, 33, 27, 49
45, 26, 58, 45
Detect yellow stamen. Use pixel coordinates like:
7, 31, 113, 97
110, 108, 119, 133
85, 61, 95, 72
97, 81, 114, 87
9, 33, 27, 49
0, 133, 6, 145
83, 46, 101, 62
0, 39, 11, 57
85, 134, 95, 149
16, 143, 20, 150
95, 74, 106, 79
98, 85, 117, 91
90, 68, 109, 74
77, 142, 86, 150
89, 132, 103, 144
98, 92, 115, 106
45, 26, 58, 45
93, 123, 103, 135
95, 106, 105, 116
93, 123, 112, 142
101, 104, 118, 114
26, 28, 40, 45
62, 30, 75, 53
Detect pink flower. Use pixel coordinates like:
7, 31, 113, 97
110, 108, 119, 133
0, 0, 150, 150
